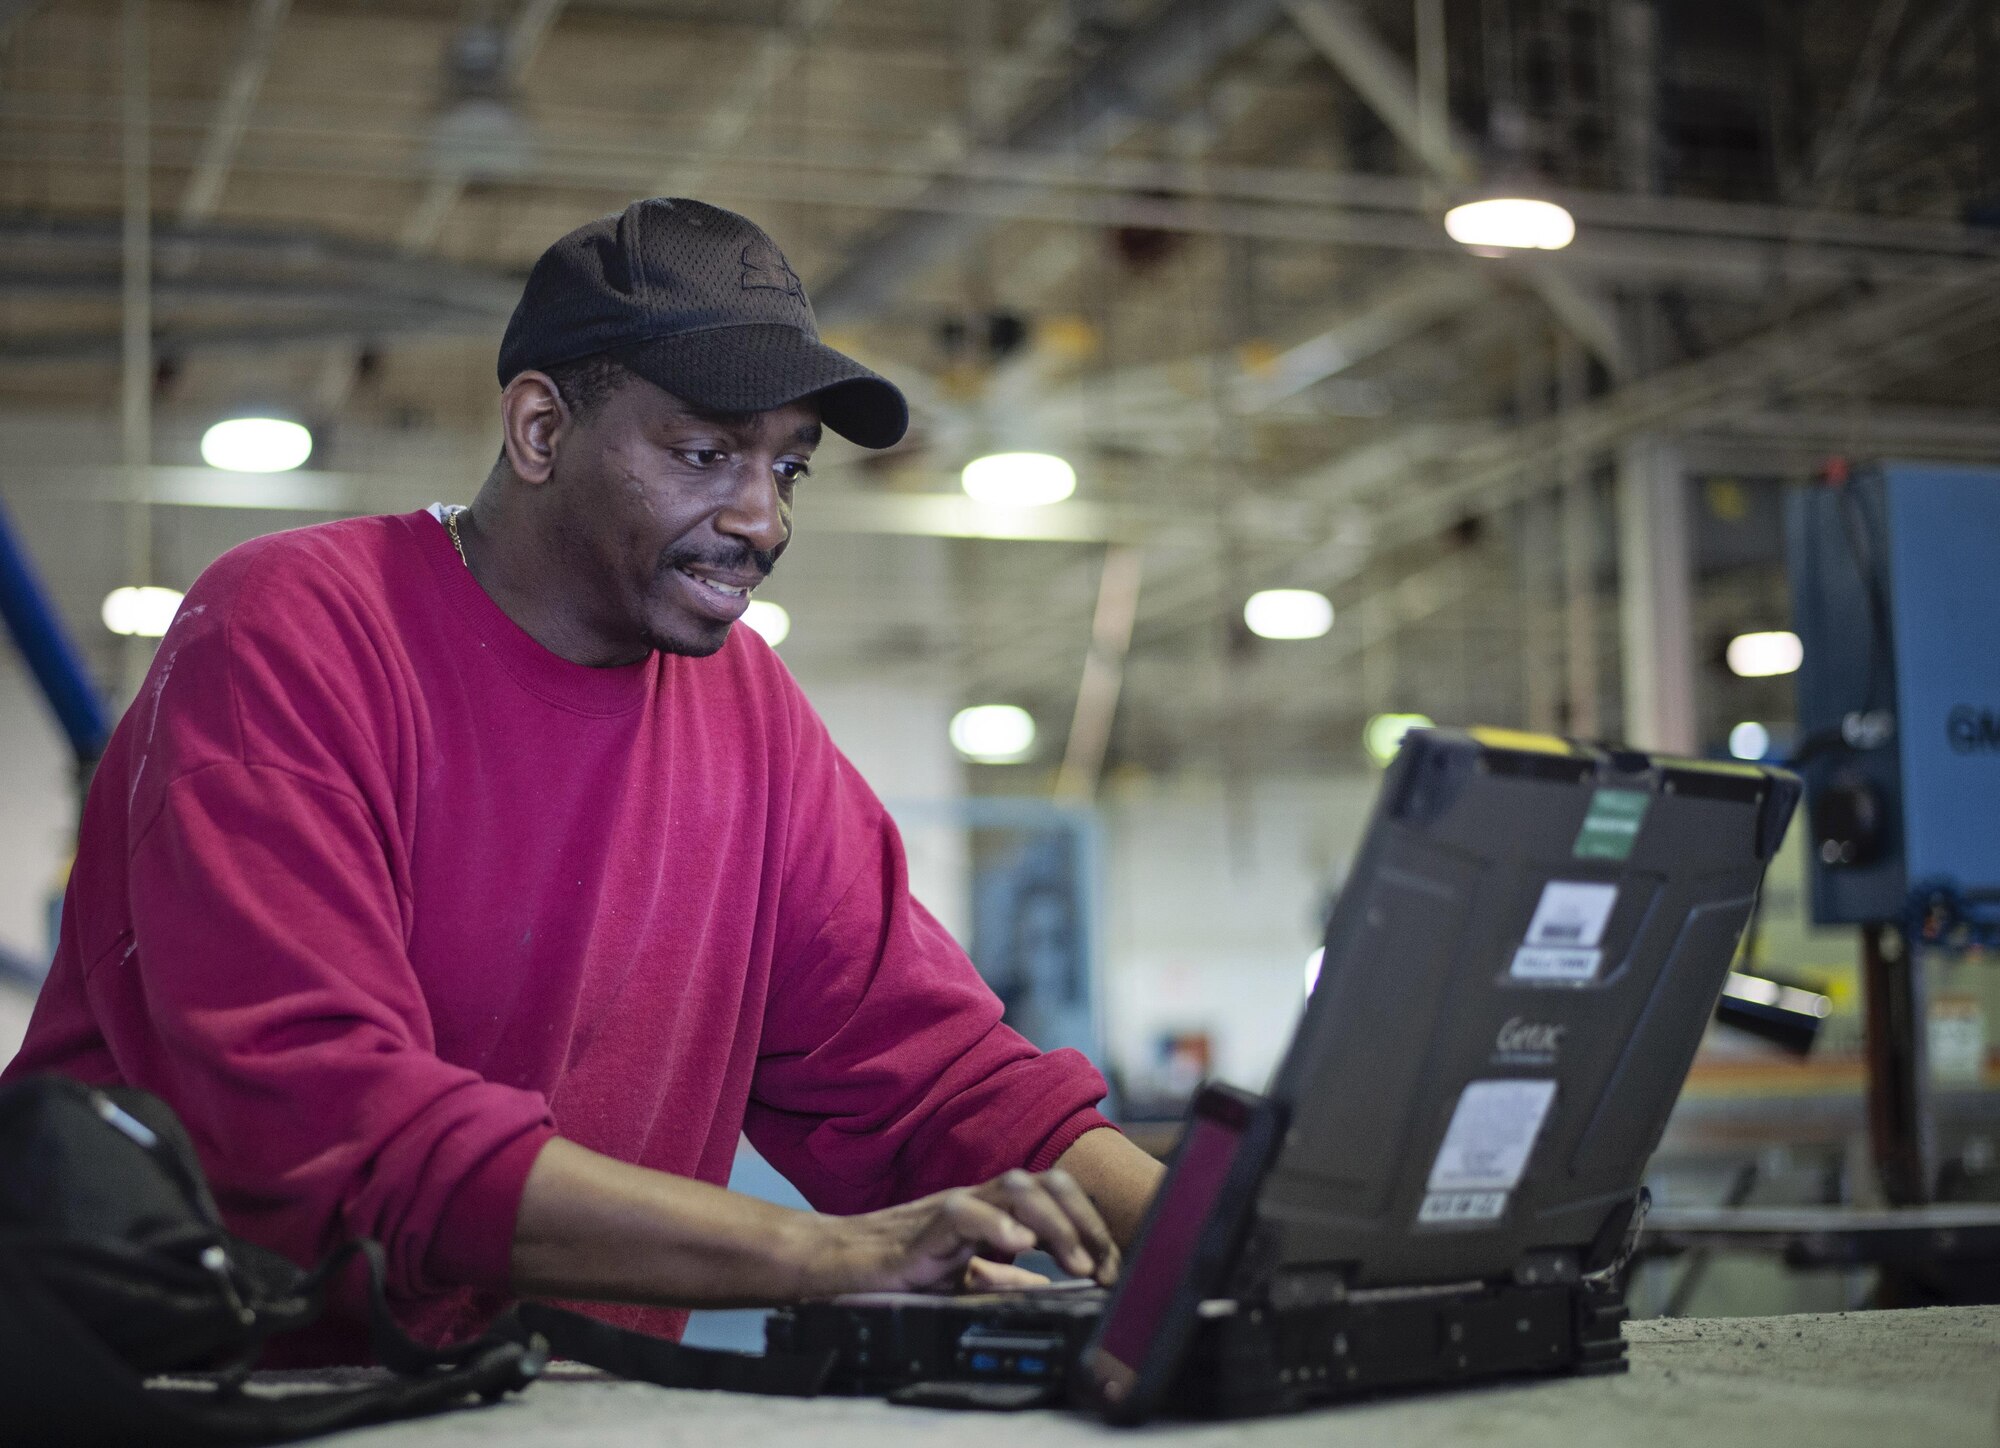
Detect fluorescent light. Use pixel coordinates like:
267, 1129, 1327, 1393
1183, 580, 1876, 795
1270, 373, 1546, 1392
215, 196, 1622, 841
1728, 721, 1771, 760
1305, 946, 1325, 995
1726, 630, 1803, 678
961, 452, 1075, 508
949, 704, 1036, 763
201, 417, 313, 473
741, 599, 790, 646
1243, 588, 1333, 640
1364, 712, 1434, 766
101, 586, 184, 637
1723, 971, 1832, 1020
1444, 197, 1576, 251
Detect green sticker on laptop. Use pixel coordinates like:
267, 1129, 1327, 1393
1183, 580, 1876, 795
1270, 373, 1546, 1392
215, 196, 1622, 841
1573, 788, 1650, 860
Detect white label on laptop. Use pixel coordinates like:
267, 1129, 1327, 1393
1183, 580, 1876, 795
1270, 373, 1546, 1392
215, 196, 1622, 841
1418, 1190, 1508, 1224
1510, 881, 1617, 981
1426, 1079, 1558, 1192
1523, 881, 1617, 947
1509, 945, 1601, 981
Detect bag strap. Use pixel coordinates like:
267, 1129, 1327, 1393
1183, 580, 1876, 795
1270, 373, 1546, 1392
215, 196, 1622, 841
518, 1302, 836, 1397
295, 1238, 540, 1377
0, 1250, 542, 1448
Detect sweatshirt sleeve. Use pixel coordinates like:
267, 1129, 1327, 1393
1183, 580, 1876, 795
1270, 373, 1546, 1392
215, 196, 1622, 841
742, 689, 1114, 1214
85, 549, 555, 1306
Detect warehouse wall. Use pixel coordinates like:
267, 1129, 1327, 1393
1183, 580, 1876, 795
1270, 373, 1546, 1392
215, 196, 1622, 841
800, 675, 970, 942
1100, 772, 1379, 1094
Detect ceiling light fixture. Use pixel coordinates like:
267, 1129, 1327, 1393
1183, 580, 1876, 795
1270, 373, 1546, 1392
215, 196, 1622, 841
200, 417, 313, 473
101, 586, 184, 638
1363, 712, 1435, 767
1728, 721, 1772, 761
1726, 630, 1803, 678
1244, 588, 1334, 641
949, 704, 1036, 764
960, 452, 1076, 508
1444, 197, 1576, 251
742, 600, 790, 647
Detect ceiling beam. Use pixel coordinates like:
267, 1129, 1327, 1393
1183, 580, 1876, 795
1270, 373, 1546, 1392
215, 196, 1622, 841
653, 0, 842, 197
1033, 265, 1490, 428
955, 263, 2000, 699
177, 0, 291, 227
0, 216, 519, 315
1355, 266, 2000, 555
6, 90, 1996, 282
1279, 0, 1474, 182
1796, 0, 1982, 198
811, 0, 1287, 326
1281, 0, 1626, 375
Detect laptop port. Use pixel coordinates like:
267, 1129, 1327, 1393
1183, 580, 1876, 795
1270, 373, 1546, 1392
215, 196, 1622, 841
956, 1326, 1067, 1379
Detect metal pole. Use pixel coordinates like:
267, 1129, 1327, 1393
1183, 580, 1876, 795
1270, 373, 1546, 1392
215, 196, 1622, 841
1557, 332, 1600, 739
1513, 336, 1560, 733
1055, 544, 1143, 802
1414, 0, 1449, 185
121, 0, 154, 701
1860, 923, 1936, 1209
1615, 434, 1697, 751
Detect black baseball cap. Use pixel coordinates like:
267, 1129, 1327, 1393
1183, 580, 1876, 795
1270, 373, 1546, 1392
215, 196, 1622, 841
498, 198, 909, 448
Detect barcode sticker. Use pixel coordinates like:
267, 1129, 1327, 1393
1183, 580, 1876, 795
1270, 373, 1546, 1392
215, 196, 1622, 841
1418, 1190, 1508, 1224
1509, 945, 1601, 981
1427, 1079, 1558, 1191
1523, 881, 1618, 948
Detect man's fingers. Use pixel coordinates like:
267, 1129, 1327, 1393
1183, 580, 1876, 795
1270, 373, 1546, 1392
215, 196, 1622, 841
1038, 1168, 1121, 1286
963, 1258, 1052, 1292
981, 1169, 1097, 1280
933, 1188, 1036, 1262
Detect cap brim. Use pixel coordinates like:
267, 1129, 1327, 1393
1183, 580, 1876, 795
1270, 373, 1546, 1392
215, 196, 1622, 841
613, 324, 909, 449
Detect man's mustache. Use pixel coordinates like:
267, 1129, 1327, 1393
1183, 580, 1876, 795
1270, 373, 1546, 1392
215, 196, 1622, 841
662, 543, 782, 580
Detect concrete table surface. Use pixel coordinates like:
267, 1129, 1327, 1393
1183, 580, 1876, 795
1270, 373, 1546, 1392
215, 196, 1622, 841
247, 1306, 2000, 1448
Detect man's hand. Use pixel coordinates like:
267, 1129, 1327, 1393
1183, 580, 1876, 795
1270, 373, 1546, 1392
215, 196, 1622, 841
805, 1166, 1121, 1297
511, 1138, 1130, 1311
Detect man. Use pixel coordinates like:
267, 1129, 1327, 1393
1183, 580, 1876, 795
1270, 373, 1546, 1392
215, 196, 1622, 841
3, 199, 1163, 1362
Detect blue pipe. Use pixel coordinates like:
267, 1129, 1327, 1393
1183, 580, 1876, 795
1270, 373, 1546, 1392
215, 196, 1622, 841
0, 493, 110, 763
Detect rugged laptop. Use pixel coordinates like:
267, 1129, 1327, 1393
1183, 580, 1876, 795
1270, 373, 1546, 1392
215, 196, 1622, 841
770, 727, 1801, 1420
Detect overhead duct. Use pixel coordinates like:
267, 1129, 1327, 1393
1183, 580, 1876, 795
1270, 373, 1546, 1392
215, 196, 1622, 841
811, 0, 1286, 327
0, 216, 517, 359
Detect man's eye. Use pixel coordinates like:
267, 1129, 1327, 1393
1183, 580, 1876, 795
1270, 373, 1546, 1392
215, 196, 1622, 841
680, 448, 727, 467
776, 460, 812, 483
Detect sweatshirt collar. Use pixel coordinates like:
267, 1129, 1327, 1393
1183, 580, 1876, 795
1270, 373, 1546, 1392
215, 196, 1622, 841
406, 508, 656, 716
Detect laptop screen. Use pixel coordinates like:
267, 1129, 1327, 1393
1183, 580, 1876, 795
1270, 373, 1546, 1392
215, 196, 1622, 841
1094, 1111, 1243, 1375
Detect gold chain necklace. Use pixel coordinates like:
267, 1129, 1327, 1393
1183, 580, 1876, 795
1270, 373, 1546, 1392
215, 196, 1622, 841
445, 506, 470, 568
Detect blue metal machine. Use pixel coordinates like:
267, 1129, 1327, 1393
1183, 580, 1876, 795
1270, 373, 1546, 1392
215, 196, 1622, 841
1786, 461, 2000, 945
1787, 460, 2000, 1208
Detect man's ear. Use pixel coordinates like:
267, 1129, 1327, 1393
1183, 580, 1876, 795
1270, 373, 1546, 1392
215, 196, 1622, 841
499, 371, 569, 485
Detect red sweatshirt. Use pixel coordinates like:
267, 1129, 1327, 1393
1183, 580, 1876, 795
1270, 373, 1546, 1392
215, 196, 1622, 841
5, 510, 1110, 1361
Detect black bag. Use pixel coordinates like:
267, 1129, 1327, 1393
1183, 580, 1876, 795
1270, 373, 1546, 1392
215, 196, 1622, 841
0, 1073, 837, 1446
0, 1073, 546, 1446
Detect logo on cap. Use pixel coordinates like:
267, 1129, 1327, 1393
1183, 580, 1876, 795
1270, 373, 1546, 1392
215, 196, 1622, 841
740, 239, 804, 298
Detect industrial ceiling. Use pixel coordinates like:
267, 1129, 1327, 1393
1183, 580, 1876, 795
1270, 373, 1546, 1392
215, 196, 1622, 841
1, 0, 1998, 782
